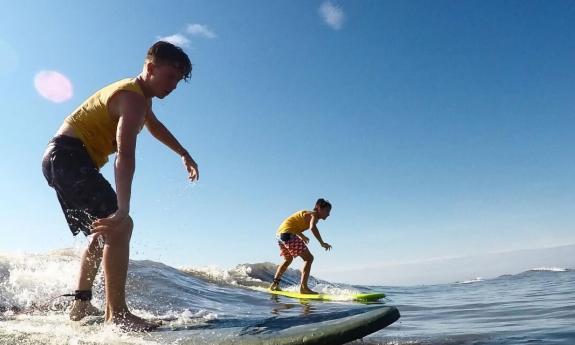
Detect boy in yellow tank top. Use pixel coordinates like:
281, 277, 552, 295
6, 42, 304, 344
270, 199, 333, 294
42, 41, 198, 331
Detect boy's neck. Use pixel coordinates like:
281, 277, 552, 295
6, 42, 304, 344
135, 75, 154, 99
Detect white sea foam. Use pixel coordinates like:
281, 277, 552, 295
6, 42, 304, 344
179, 264, 265, 286
190, 262, 364, 300
530, 267, 568, 272
457, 277, 484, 284
0, 250, 105, 311
0, 313, 158, 345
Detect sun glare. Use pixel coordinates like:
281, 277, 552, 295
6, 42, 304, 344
34, 70, 73, 103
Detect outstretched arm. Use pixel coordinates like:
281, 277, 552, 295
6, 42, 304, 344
145, 110, 199, 181
309, 215, 332, 251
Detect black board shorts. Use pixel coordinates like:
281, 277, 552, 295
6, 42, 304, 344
42, 135, 118, 236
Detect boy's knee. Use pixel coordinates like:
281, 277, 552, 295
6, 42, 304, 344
120, 216, 134, 239
116, 216, 133, 235
105, 216, 133, 245
124, 216, 134, 230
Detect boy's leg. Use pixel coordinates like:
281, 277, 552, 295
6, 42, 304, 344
69, 234, 104, 321
103, 216, 132, 315
41, 137, 108, 320
41, 137, 155, 330
271, 256, 293, 290
298, 249, 316, 294
103, 216, 158, 331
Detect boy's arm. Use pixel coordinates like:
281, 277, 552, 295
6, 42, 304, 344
309, 215, 332, 251
92, 92, 146, 232
145, 110, 199, 181
114, 98, 142, 217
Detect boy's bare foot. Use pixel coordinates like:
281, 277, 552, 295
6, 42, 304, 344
69, 300, 104, 321
107, 312, 160, 332
300, 287, 318, 295
270, 277, 282, 291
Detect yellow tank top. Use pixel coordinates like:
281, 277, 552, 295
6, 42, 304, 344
277, 210, 312, 235
64, 78, 144, 168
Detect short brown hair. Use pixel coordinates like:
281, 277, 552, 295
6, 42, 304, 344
315, 198, 332, 211
146, 41, 192, 82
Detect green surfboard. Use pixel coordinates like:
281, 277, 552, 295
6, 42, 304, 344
267, 289, 386, 302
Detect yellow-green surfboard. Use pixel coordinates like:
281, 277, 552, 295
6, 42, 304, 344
267, 289, 385, 302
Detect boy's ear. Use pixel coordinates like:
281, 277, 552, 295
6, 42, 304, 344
145, 61, 155, 75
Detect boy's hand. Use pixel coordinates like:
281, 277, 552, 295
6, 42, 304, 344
299, 234, 310, 244
321, 242, 332, 251
182, 153, 199, 182
91, 209, 129, 234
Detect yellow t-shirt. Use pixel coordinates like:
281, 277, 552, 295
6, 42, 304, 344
65, 78, 144, 168
277, 210, 312, 235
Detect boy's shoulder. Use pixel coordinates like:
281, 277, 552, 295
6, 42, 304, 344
302, 210, 316, 219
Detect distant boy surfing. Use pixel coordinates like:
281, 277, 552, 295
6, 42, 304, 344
270, 199, 333, 294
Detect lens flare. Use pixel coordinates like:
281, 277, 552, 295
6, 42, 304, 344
34, 70, 73, 103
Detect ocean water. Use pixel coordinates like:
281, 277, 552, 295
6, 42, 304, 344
362, 267, 575, 345
0, 249, 573, 345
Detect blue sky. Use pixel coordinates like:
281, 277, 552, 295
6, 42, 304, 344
1, 1, 574, 284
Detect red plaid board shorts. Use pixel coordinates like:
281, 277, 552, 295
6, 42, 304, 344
278, 234, 308, 258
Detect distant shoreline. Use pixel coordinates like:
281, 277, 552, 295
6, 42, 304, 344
317, 243, 575, 286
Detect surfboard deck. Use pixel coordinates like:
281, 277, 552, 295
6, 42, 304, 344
266, 289, 386, 302
5, 306, 399, 345
151, 305, 400, 344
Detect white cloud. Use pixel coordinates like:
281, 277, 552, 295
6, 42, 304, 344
156, 23, 216, 49
319, 1, 345, 30
186, 24, 217, 39
158, 33, 191, 48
